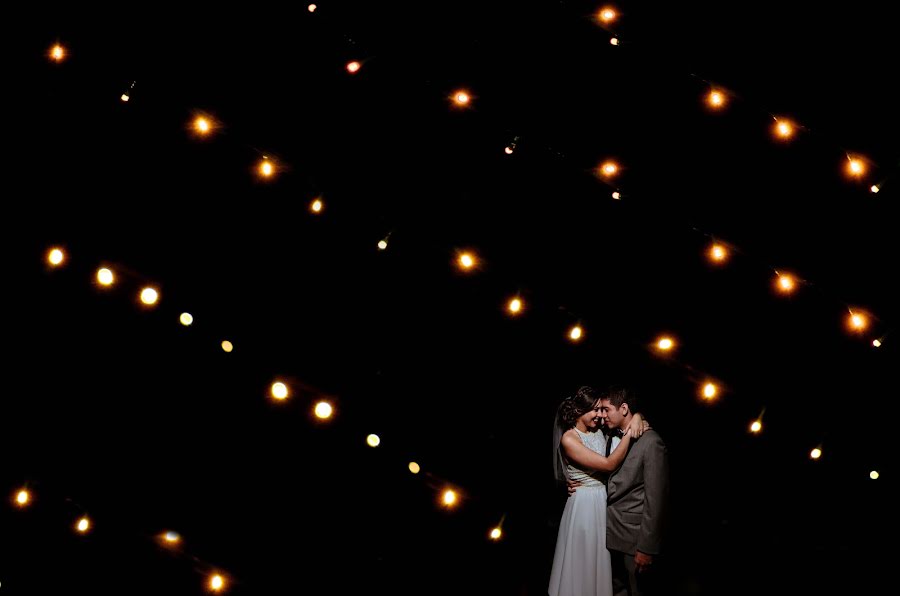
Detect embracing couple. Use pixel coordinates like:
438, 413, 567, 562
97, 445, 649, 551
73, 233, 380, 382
549, 385, 669, 596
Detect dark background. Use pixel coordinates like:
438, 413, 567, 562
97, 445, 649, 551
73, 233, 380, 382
3, 2, 896, 594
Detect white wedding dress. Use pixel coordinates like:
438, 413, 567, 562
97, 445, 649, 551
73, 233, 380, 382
548, 428, 613, 596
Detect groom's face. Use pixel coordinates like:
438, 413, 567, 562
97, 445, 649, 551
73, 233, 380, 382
600, 399, 626, 430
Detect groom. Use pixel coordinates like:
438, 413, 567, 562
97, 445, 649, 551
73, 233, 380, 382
600, 386, 669, 596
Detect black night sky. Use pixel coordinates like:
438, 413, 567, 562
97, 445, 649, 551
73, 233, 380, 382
4, 2, 897, 594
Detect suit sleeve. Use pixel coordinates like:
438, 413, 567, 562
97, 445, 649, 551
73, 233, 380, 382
637, 432, 669, 555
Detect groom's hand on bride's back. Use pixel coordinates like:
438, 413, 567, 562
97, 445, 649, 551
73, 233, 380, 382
566, 479, 581, 496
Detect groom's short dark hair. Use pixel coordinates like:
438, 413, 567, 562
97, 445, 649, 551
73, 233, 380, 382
604, 385, 638, 411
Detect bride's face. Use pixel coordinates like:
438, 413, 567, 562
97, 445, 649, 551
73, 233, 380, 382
578, 403, 602, 430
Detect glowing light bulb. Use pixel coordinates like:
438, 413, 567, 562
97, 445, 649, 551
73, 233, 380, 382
458, 252, 476, 270
848, 312, 868, 332
49, 44, 66, 62
271, 381, 289, 401
598, 160, 619, 178
708, 243, 728, 263
47, 247, 65, 266
846, 158, 865, 177
774, 119, 794, 139
776, 273, 795, 294
656, 337, 674, 351
209, 574, 226, 592
140, 287, 159, 305
15, 489, 30, 506
96, 267, 114, 286
598, 7, 617, 23
194, 116, 211, 135
442, 489, 457, 506
707, 90, 726, 109
315, 401, 333, 419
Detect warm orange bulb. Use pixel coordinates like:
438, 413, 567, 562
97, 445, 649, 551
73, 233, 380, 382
598, 160, 619, 178
774, 119, 794, 139
14, 489, 30, 507
271, 381, 289, 401
847, 311, 868, 332
442, 489, 458, 506
209, 573, 226, 592
775, 273, 796, 294
193, 116, 212, 135
846, 158, 865, 177
597, 7, 617, 23
656, 337, 674, 351
50, 44, 66, 62
314, 401, 333, 419
458, 252, 476, 270
708, 243, 728, 263
47, 247, 65, 266
96, 268, 115, 286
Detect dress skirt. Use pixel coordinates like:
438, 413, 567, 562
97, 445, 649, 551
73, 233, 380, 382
548, 485, 612, 596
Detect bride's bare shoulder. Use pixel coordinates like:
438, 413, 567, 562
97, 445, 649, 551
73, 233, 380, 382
561, 428, 583, 444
